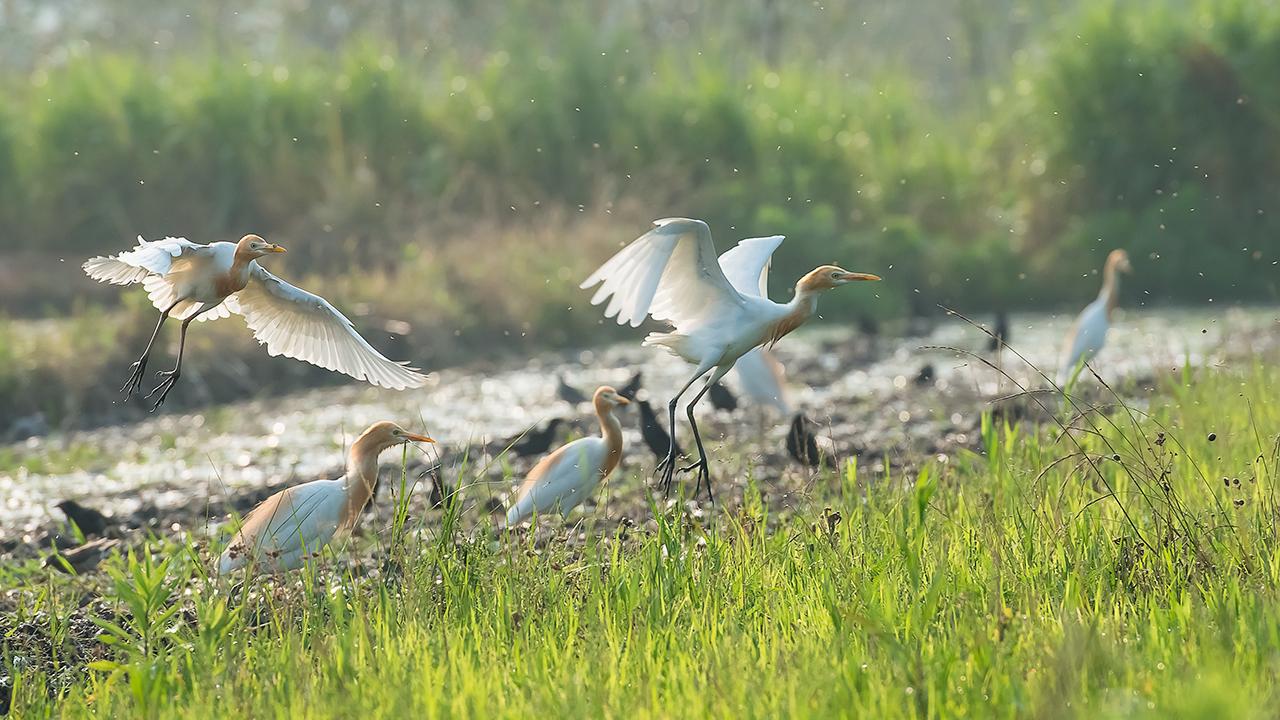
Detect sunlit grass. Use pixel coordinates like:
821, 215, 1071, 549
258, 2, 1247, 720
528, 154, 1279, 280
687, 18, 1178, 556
3, 364, 1277, 717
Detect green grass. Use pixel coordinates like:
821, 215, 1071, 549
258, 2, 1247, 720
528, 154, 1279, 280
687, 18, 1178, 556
4, 364, 1279, 718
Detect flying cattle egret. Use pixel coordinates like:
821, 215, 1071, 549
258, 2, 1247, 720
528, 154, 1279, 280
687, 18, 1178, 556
84, 234, 427, 409
1057, 249, 1132, 386
219, 421, 433, 574
505, 386, 628, 527
580, 218, 880, 498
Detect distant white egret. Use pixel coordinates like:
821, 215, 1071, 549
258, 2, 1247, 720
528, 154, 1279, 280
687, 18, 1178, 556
1058, 249, 1132, 386
84, 234, 427, 409
732, 347, 793, 415
580, 218, 879, 498
218, 421, 434, 574
505, 386, 628, 526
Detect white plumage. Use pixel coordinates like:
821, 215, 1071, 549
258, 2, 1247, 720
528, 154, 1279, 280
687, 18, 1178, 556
505, 386, 627, 527
581, 218, 878, 496
85, 234, 427, 397
1057, 249, 1131, 386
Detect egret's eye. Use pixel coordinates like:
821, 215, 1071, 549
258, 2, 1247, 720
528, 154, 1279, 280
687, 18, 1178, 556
830, 271, 840, 279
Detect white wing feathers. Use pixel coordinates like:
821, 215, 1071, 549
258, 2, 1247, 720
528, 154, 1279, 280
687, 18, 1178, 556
83, 236, 229, 321
580, 218, 746, 328
227, 264, 427, 390
717, 235, 785, 298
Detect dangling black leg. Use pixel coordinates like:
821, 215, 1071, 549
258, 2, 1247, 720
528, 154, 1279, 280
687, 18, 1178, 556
679, 368, 727, 504
655, 364, 714, 496
121, 301, 181, 399
145, 304, 215, 411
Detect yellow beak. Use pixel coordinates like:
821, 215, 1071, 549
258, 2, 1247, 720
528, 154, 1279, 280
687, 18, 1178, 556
842, 272, 880, 282
616, 396, 631, 406
268, 244, 287, 254
403, 432, 435, 444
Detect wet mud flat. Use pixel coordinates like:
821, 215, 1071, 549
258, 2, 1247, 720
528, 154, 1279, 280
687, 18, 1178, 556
1, 307, 1277, 568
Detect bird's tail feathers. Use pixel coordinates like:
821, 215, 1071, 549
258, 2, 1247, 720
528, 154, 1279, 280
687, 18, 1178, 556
642, 331, 689, 358
83, 256, 149, 285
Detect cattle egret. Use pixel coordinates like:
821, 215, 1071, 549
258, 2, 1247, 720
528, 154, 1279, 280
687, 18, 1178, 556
580, 218, 879, 498
84, 234, 427, 409
219, 420, 433, 574
733, 348, 792, 414
637, 398, 684, 462
505, 386, 628, 526
504, 418, 566, 458
786, 413, 822, 467
1058, 249, 1132, 386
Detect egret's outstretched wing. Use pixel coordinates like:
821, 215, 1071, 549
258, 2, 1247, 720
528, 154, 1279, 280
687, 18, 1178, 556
732, 347, 792, 414
580, 218, 746, 328
717, 235, 785, 298
228, 264, 428, 390
83, 236, 231, 321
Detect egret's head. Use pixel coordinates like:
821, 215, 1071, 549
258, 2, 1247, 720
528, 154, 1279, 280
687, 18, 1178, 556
358, 420, 435, 450
1107, 249, 1132, 274
593, 386, 630, 411
237, 234, 287, 258
798, 265, 882, 292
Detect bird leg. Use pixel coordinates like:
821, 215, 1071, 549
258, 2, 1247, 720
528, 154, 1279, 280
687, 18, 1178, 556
679, 368, 728, 503
145, 303, 214, 410
656, 365, 714, 496
121, 301, 180, 399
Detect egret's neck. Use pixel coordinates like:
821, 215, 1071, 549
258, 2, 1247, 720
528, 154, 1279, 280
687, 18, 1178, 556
1099, 263, 1121, 317
765, 288, 820, 347
339, 436, 387, 531
596, 404, 624, 477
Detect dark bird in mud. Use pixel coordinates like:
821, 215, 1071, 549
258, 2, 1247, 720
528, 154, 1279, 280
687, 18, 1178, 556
708, 382, 738, 412
557, 374, 588, 404
505, 418, 566, 458
618, 371, 643, 401
914, 364, 935, 387
83, 234, 426, 410
988, 310, 1011, 353
45, 537, 122, 574
786, 413, 823, 467
638, 399, 684, 462
56, 500, 110, 537
580, 218, 879, 501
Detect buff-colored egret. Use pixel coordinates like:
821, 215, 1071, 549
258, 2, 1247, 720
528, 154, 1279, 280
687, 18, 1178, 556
1058, 249, 1132, 386
580, 218, 879, 498
219, 421, 433, 574
84, 234, 427, 409
505, 386, 628, 527
733, 347, 793, 415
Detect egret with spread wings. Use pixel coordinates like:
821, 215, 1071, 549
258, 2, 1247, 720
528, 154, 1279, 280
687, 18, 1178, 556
580, 218, 880, 499
84, 234, 428, 409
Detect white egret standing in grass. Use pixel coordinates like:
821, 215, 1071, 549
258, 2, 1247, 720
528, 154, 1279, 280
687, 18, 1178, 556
84, 234, 428, 409
580, 218, 880, 499
1057, 249, 1132, 386
218, 421, 434, 574
505, 386, 628, 527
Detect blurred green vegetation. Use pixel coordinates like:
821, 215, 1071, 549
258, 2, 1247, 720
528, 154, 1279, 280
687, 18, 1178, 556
0, 0, 1274, 315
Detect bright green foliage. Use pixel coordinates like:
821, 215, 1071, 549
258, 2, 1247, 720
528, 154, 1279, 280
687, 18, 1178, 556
5, 365, 1279, 718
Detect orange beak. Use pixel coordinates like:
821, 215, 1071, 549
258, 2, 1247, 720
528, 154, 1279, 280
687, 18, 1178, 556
841, 272, 880, 282
616, 396, 631, 406
268, 244, 287, 254
403, 432, 435, 444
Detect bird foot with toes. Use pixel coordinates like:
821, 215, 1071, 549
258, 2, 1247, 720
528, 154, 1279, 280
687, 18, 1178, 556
145, 370, 181, 410
679, 459, 714, 503
120, 358, 149, 399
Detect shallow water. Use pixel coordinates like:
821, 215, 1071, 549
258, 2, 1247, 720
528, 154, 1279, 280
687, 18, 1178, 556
1, 306, 1276, 535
